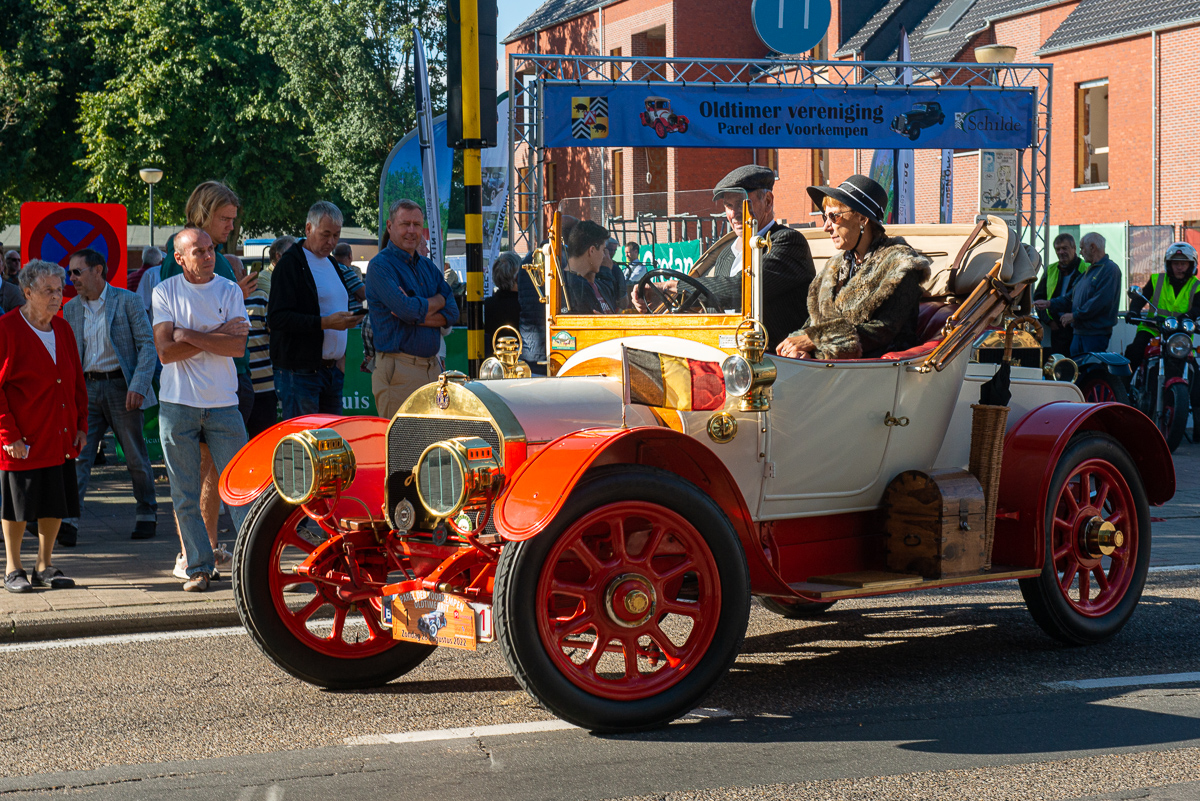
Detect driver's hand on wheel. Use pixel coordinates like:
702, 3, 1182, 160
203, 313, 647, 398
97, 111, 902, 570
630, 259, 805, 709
631, 280, 678, 313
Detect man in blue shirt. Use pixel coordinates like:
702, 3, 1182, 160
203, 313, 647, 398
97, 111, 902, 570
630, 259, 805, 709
367, 198, 458, 418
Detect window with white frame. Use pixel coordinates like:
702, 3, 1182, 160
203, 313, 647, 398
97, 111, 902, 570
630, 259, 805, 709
1076, 79, 1108, 187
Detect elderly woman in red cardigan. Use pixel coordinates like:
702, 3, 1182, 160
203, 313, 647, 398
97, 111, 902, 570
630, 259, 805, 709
1, 259, 87, 593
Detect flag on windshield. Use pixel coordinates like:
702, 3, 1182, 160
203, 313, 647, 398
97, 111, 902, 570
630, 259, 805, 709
622, 345, 725, 411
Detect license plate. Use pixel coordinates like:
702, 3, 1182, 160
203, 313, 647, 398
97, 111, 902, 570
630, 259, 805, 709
391, 590, 493, 650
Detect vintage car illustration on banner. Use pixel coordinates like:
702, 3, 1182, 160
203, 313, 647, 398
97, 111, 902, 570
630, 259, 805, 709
220, 191, 1173, 733
641, 96, 690, 138
891, 101, 946, 141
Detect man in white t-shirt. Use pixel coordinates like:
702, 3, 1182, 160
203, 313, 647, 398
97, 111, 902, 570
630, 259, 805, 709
152, 227, 250, 592
267, 201, 362, 420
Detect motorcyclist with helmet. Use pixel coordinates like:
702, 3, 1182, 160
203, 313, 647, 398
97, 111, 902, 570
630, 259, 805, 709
1125, 242, 1200, 374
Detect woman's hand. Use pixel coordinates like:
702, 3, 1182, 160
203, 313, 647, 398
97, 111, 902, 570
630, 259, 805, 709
73, 430, 87, 451
776, 333, 815, 359
3, 439, 29, 459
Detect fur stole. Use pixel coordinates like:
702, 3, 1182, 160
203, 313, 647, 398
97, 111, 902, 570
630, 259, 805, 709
804, 236, 931, 359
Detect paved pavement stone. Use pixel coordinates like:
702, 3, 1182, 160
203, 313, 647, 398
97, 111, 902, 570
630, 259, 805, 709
2, 433, 1198, 642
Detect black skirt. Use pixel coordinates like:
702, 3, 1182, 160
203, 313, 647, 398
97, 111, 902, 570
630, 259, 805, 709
1, 461, 79, 522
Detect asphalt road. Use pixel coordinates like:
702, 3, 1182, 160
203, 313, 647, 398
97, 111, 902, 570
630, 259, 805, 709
4, 569, 1200, 800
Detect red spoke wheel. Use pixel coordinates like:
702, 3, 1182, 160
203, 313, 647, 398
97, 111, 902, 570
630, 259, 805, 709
495, 466, 750, 732
1019, 433, 1151, 645
1078, 372, 1129, 405
759, 597, 837, 619
234, 489, 433, 689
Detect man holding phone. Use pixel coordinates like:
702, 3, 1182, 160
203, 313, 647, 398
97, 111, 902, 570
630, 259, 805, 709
267, 201, 362, 419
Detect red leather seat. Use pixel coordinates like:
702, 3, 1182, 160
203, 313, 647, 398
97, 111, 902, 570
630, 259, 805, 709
878, 301, 954, 360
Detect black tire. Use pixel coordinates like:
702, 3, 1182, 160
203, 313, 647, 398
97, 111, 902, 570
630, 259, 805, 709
1161, 382, 1189, 452
494, 466, 751, 732
759, 597, 837, 619
1077, 371, 1130, 405
233, 489, 434, 689
908, 129, 920, 141
1018, 432, 1151, 645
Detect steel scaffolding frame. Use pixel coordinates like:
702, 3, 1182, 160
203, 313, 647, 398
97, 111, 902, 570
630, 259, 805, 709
508, 54, 1053, 260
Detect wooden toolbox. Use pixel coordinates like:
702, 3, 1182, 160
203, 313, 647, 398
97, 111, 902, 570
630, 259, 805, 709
884, 469, 987, 579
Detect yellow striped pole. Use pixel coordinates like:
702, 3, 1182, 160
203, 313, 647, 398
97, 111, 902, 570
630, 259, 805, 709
460, 0, 485, 377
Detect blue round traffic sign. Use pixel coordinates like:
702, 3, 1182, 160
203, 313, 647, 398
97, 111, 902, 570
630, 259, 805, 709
751, 0, 832, 55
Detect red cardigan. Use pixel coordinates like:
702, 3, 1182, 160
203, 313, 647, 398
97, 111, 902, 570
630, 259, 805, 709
0, 308, 88, 471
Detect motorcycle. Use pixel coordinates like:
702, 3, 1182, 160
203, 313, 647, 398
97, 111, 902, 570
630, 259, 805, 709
1123, 287, 1198, 452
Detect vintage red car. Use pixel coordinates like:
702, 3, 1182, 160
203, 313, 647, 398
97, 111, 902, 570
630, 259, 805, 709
220, 210, 1173, 733
641, 96, 689, 138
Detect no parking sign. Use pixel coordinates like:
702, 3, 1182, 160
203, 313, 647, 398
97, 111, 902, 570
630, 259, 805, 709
20, 202, 128, 298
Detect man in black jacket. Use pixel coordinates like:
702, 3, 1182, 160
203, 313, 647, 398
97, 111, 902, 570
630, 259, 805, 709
630, 165, 816, 350
268, 201, 363, 419
1032, 233, 1089, 356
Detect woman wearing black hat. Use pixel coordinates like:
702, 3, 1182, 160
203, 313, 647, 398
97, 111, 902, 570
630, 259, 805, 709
777, 175, 930, 360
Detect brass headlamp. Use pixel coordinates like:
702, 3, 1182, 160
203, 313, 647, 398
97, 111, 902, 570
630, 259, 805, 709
721, 319, 776, 412
412, 436, 502, 520
479, 325, 532, 380
271, 429, 356, 506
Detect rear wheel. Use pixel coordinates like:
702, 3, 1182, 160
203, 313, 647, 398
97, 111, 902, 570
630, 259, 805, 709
1019, 433, 1150, 645
758, 597, 837, 619
233, 489, 434, 688
1077, 371, 1129, 405
495, 467, 750, 732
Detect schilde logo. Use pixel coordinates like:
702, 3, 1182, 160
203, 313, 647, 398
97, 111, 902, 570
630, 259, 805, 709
571, 97, 609, 140
954, 109, 1023, 133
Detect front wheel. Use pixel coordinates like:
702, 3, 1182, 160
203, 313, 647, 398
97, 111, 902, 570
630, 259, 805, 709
1078, 371, 1129, 404
654, 120, 667, 139
1160, 382, 1189, 452
233, 489, 434, 689
495, 466, 751, 732
677, 117, 689, 133
1018, 433, 1150, 645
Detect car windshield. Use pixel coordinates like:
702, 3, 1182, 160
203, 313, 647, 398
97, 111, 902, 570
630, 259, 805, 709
547, 188, 752, 316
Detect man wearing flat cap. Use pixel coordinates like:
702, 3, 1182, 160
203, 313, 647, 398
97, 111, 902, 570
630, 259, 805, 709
631, 165, 815, 350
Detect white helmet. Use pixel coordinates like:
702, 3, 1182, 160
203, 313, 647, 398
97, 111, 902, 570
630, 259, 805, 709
1164, 242, 1198, 275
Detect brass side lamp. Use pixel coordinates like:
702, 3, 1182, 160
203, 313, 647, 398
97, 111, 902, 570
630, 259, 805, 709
721, 319, 777, 412
479, 325, 532, 380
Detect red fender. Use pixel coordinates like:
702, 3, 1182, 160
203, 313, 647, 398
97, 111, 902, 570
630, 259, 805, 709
493, 427, 791, 596
1165, 376, 1189, 390
993, 402, 1175, 569
218, 415, 390, 517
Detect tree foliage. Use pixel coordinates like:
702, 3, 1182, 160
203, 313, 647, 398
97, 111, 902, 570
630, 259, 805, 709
0, 0, 446, 234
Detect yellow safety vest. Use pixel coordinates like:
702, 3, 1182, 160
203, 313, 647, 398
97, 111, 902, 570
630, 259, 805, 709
1045, 258, 1089, 299
1138, 272, 1200, 334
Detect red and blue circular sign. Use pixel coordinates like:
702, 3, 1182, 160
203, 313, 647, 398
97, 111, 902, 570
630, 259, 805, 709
20, 203, 128, 298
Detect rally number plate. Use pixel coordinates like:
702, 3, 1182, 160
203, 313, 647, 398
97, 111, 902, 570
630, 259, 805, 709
385, 590, 494, 651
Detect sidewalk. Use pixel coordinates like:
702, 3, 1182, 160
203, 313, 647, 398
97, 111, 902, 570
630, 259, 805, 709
3, 441, 1199, 643
1, 462, 240, 642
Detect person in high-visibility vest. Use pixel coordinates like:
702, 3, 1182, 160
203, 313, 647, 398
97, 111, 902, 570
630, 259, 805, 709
1125, 241, 1200, 375
1032, 233, 1089, 356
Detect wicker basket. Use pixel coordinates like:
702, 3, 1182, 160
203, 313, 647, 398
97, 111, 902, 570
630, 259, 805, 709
969, 403, 1009, 570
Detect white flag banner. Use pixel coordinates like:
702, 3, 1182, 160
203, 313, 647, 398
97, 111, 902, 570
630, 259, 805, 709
897, 28, 915, 225
939, 149, 954, 223
414, 32, 443, 267
480, 95, 510, 297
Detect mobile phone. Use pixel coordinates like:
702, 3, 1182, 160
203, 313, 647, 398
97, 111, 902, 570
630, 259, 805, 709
351, 306, 369, 315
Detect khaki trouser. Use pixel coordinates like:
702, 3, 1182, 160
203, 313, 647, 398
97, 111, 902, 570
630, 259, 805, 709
372, 352, 442, 418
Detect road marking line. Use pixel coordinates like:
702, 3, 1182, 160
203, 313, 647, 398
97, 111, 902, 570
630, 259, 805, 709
1045, 672, 1200, 690
345, 719, 578, 746
0, 626, 247, 653
1149, 564, 1200, 573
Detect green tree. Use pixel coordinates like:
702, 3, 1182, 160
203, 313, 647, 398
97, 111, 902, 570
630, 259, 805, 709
77, 0, 324, 235
0, 0, 96, 224
249, 0, 446, 230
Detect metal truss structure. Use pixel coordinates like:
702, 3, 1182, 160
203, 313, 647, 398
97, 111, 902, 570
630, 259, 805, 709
508, 54, 1053, 259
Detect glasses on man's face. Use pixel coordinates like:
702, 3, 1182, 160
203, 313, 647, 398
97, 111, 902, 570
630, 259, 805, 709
68, 268, 86, 278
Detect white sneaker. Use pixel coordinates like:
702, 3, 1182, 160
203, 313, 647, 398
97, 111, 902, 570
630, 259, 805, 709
213, 544, 233, 571
172, 552, 188, 580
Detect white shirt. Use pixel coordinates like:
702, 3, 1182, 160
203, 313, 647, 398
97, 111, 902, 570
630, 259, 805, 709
304, 247, 349, 360
21, 310, 56, 364
726, 220, 777, 278
81, 284, 121, 373
136, 266, 162, 322
152, 273, 246, 408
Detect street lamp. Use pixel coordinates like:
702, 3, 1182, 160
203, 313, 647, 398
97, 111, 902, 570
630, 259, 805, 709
139, 167, 164, 248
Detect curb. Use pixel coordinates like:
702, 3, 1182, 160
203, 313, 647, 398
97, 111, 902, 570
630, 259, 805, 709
1, 600, 241, 644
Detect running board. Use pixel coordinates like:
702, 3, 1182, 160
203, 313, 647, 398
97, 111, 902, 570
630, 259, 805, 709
789, 565, 1042, 600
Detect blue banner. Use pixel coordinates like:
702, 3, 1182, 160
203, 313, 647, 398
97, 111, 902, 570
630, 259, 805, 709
545, 83, 1036, 150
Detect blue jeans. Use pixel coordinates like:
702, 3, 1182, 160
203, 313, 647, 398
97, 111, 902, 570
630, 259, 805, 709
159, 402, 248, 578
275, 366, 344, 420
66, 375, 158, 528
1071, 332, 1112, 357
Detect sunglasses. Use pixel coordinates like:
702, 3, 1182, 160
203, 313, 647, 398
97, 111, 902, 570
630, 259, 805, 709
821, 210, 849, 225
68, 268, 87, 277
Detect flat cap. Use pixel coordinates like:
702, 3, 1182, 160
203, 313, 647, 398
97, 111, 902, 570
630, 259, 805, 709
712, 165, 775, 201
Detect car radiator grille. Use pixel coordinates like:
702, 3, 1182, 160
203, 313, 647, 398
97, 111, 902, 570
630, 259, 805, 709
386, 417, 502, 533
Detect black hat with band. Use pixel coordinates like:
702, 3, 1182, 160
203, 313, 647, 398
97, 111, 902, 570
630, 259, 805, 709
806, 174, 889, 225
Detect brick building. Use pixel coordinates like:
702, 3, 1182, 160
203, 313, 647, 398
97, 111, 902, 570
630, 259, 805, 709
504, 0, 1200, 248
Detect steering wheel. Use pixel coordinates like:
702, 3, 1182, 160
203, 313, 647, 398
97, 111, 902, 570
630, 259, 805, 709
636, 269, 722, 314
